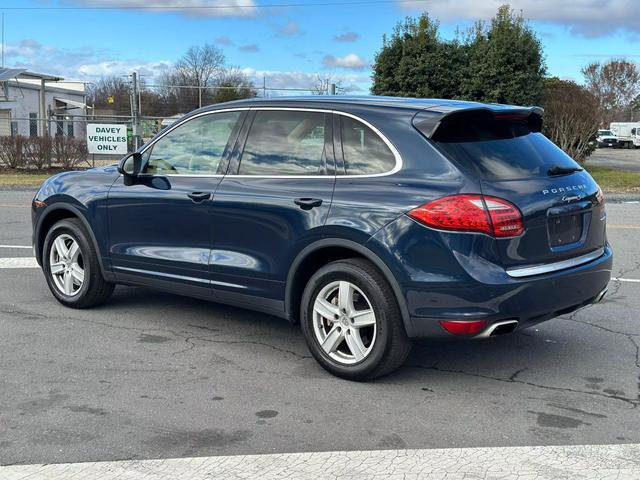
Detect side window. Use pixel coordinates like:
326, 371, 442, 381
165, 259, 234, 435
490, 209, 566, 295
238, 110, 328, 176
143, 111, 241, 175
341, 116, 396, 175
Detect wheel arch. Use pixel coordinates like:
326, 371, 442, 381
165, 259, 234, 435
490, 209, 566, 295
285, 238, 413, 336
35, 203, 107, 277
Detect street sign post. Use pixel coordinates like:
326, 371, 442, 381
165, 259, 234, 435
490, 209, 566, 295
86, 124, 128, 155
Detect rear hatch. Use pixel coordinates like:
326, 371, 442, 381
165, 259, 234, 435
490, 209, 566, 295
415, 108, 606, 269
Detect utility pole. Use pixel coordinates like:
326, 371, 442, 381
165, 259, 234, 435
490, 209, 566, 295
1, 13, 5, 68
130, 71, 141, 150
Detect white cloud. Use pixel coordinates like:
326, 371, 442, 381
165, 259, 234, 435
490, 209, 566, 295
333, 31, 360, 42
322, 53, 367, 70
278, 20, 302, 37
64, 0, 258, 17
2, 39, 171, 81
238, 44, 260, 53
398, 0, 640, 37
240, 67, 367, 93
215, 36, 234, 46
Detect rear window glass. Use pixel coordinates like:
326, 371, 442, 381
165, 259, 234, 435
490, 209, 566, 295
425, 111, 580, 181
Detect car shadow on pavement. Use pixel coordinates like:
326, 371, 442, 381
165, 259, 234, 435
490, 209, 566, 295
106, 285, 592, 387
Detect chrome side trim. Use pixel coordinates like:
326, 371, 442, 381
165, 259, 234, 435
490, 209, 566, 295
135, 106, 403, 179
506, 248, 605, 278
114, 265, 246, 289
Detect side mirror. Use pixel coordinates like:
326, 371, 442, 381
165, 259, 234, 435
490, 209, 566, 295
117, 152, 142, 177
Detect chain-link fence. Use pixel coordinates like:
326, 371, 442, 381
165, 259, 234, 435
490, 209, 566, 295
0, 82, 342, 172
0, 114, 178, 170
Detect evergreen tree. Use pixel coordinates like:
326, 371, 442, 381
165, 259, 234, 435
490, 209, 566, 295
462, 6, 546, 105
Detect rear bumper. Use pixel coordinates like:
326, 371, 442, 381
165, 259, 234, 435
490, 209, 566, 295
407, 245, 612, 339
365, 215, 613, 340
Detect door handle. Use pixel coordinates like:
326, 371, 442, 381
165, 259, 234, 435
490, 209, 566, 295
294, 198, 323, 210
187, 191, 211, 203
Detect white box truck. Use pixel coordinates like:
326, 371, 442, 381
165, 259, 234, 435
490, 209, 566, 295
610, 122, 640, 148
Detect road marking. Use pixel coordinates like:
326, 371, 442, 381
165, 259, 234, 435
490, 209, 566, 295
608, 224, 640, 229
0, 203, 30, 208
1, 444, 639, 480
0, 254, 639, 284
0, 257, 38, 268
612, 277, 640, 283
0, 245, 32, 249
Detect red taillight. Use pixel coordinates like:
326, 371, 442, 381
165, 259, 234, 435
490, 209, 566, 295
408, 194, 523, 238
439, 320, 488, 336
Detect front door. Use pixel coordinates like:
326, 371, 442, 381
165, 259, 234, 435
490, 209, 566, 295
107, 110, 245, 286
208, 109, 336, 306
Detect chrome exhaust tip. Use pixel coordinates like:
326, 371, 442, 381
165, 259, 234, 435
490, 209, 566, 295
477, 320, 519, 338
593, 288, 608, 304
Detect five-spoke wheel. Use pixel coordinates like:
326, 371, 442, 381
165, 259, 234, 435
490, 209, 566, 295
312, 280, 377, 364
49, 233, 85, 296
301, 258, 412, 380
43, 218, 114, 308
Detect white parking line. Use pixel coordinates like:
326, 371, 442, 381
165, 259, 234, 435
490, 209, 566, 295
612, 277, 640, 283
0, 257, 38, 268
1, 444, 639, 480
1, 250, 640, 285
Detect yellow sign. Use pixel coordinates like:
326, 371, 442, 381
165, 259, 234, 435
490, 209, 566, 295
107, 95, 114, 104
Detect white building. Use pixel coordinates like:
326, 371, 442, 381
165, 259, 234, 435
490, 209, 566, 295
0, 68, 88, 139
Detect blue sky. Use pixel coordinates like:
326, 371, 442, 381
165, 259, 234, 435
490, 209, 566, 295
1, 0, 638, 93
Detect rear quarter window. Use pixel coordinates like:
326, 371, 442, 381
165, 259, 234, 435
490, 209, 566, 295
341, 116, 396, 175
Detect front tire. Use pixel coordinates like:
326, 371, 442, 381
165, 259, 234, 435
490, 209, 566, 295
42, 218, 114, 308
300, 258, 412, 380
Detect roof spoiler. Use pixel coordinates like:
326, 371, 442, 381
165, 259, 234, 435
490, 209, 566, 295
412, 105, 544, 139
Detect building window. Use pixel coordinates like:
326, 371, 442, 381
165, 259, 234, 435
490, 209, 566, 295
10, 121, 18, 137
29, 113, 38, 137
55, 116, 64, 137
67, 121, 74, 138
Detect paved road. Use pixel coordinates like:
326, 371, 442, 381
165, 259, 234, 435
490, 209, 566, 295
0, 190, 639, 467
586, 148, 640, 172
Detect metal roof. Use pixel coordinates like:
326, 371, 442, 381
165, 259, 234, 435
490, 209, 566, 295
0, 68, 27, 82
0, 68, 63, 82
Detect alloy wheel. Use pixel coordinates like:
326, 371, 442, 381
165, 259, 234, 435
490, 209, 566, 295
49, 233, 85, 297
312, 280, 377, 365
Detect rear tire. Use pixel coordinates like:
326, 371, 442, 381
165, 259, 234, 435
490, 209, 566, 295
300, 258, 412, 380
42, 218, 114, 308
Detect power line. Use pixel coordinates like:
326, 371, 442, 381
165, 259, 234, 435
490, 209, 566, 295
0, 0, 427, 11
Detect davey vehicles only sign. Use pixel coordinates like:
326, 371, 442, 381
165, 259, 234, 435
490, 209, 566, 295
86, 124, 128, 154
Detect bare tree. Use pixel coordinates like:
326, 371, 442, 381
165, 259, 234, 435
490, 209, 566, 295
582, 59, 640, 125
211, 68, 257, 104
86, 76, 131, 114
541, 77, 600, 163
172, 44, 225, 110
311, 74, 346, 95
176, 44, 225, 89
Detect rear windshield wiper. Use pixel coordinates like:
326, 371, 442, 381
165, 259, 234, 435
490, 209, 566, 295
547, 165, 583, 176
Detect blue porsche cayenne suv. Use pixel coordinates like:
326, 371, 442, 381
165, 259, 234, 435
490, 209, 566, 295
32, 96, 612, 379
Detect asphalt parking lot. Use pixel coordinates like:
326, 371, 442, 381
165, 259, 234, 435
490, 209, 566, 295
586, 147, 640, 172
0, 189, 639, 467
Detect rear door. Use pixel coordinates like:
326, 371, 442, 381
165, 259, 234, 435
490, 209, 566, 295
428, 110, 606, 269
208, 108, 336, 302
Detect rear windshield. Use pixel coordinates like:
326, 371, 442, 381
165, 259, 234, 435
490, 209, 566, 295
423, 111, 580, 181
